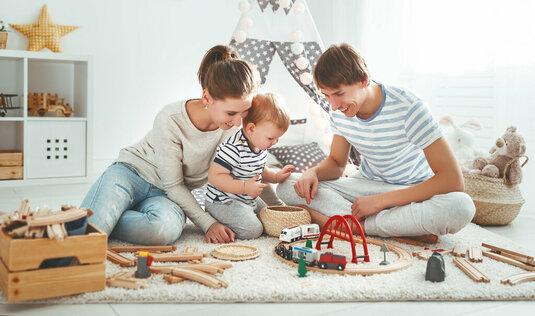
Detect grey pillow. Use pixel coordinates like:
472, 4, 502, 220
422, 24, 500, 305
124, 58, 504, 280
267, 142, 327, 173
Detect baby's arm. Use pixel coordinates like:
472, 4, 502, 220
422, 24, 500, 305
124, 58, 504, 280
208, 163, 268, 197
261, 165, 295, 183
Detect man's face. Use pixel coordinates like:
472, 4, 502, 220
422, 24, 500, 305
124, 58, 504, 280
320, 82, 367, 118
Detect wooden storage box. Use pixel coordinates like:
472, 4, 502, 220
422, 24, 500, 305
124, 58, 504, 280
0, 150, 23, 180
0, 223, 107, 302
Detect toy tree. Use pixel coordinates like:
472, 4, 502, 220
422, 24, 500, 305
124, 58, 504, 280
305, 239, 313, 248
298, 254, 307, 277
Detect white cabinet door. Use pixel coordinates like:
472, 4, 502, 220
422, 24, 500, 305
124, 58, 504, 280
26, 121, 86, 179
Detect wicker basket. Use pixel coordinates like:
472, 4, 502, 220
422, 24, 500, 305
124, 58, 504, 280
258, 205, 311, 237
463, 156, 528, 225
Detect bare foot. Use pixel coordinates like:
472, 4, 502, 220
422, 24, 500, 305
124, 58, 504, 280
407, 234, 439, 244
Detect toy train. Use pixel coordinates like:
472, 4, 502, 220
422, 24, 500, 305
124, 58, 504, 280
275, 243, 348, 271
279, 224, 320, 243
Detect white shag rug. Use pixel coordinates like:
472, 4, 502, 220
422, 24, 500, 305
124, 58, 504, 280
3, 223, 535, 303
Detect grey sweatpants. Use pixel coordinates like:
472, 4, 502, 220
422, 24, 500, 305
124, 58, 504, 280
276, 172, 475, 237
205, 198, 267, 240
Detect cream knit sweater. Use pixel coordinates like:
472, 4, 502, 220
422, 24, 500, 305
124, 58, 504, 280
117, 99, 236, 232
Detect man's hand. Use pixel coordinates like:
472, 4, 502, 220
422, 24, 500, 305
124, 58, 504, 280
244, 174, 268, 198
293, 169, 319, 205
205, 222, 235, 244
351, 195, 385, 220
275, 165, 295, 183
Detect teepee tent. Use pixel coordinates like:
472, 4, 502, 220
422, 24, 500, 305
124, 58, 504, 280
229, 0, 330, 145
229, 0, 359, 164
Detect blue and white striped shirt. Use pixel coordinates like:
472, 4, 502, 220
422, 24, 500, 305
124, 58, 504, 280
329, 83, 442, 185
206, 128, 267, 206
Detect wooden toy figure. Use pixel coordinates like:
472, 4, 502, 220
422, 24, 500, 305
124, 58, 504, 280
135, 251, 153, 278
380, 243, 390, 265
298, 254, 307, 278
425, 251, 445, 282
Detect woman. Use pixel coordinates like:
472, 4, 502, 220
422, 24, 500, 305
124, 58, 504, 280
81, 45, 259, 245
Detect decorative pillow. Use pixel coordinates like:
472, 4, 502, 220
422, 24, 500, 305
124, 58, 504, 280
267, 142, 327, 173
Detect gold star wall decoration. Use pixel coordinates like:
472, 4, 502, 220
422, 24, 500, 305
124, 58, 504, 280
10, 4, 78, 53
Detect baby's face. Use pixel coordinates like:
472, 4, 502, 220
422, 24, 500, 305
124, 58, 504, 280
249, 121, 285, 151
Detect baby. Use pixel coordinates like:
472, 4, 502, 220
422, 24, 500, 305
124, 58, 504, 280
205, 92, 294, 240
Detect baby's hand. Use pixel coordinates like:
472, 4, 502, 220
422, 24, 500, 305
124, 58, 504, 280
244, 174, 268, 198
276, 165, 295, 183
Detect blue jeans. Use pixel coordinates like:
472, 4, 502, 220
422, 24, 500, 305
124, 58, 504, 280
81, 162, 186, 245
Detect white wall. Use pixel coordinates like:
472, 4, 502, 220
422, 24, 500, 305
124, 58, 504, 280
309, 0, 535, 208
2, 0, 533, 204
1, 0, 243, 175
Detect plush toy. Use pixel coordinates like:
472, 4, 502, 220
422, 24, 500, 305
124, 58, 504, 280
472, 126, 527, 184
439, 116, 482, 168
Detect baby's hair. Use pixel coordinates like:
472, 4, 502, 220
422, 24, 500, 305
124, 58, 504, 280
313, 43, 371, 89
198, 45, 259, 100
243, 93, 290, 132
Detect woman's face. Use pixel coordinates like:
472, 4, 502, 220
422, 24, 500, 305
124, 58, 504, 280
204, 91, 253, 130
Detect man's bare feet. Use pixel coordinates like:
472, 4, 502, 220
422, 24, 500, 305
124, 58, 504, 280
406, 234, 439, 244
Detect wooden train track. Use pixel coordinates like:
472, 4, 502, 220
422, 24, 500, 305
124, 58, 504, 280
501, 272, 535, 285
274, 236, 412, 275
453, 257, 490, 283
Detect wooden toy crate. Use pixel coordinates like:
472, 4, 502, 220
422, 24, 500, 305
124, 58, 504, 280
0, 223, 107, 302
0, 150, 23, 180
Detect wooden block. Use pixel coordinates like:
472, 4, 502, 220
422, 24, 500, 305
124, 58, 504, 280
452, 245, 467, 257
106, 249, 135, 267
0, 150, 23, 167
106, 276, 148, 290
482, 251, 535, 271
171, 267, 227, 289
501, 272, 535, 286
412, 250, 433, 261
109, 245, 176, 253
453, 257, 490, 283
0, 166, 23, 180
150, 252, 206, 262
482, 243, 535, 266
163, 274, 185, 284
468, 247, 483, 263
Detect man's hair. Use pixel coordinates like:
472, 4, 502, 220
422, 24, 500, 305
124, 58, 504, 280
243, 93, 290, 132
313, 43, 371, 89
198, 45, 259, 100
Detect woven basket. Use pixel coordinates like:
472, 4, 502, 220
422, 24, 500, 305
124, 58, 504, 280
463, 156, 528, 225
258, 205, 311, 237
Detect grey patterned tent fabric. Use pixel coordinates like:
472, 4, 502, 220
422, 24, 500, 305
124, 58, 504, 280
230, 38, 329, 112
257, 0, 296, 14
229, 1, 360, 165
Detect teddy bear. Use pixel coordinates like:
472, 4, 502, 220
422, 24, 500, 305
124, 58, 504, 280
472, 126, 526, 184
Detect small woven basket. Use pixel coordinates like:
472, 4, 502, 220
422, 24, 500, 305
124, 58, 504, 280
464, 156, 528, 225
258, 205, 311, 237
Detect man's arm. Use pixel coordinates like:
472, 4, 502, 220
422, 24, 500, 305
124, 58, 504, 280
352, 137, 464, 218
312, 134, 352, 180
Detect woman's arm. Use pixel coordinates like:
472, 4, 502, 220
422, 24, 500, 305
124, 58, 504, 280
352, 137, 464, 219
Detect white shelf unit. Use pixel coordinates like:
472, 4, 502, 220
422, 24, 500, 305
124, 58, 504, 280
0, 50, 92, 187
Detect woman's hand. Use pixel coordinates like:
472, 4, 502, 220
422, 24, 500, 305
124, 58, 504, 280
275, 165, 295, 183
293, 169, 319, 204
351, 195, 385, 220
205, 222, 235, 244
